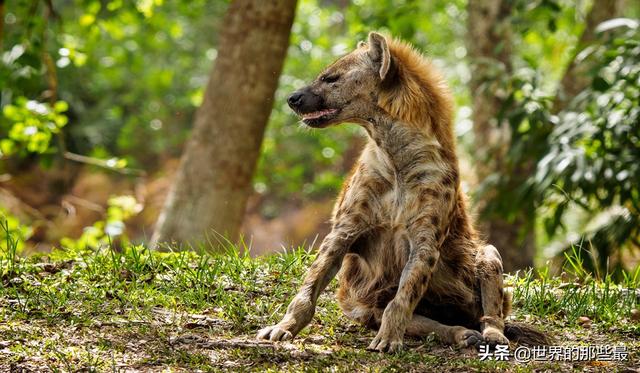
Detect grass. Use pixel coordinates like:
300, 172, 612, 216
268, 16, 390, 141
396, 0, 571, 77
1, 225, 639, 371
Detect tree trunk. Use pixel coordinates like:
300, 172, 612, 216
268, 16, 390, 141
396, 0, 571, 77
553, 0, 624, 111
466, 0, 535, 272
151, 0, 298, 249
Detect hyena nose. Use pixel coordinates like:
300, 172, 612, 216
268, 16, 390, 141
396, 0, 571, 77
287, 92, 303, 108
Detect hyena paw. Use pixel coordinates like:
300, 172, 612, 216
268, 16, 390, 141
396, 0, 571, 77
367, 328, 404, 353
256, 324, 295, 342
482, 327, 509, 347
453, 327, 484, 349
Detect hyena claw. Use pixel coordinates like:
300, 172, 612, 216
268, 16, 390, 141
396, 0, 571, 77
367, 328, 404, 353
458, 329, 484, 349
256, 325, 294, 342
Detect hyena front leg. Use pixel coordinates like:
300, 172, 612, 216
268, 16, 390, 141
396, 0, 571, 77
257, 222, 364, 341
368, 224, 441, 353
476, 244, 509, 347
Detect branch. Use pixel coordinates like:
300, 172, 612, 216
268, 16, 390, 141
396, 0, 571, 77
63, 152, 146, 176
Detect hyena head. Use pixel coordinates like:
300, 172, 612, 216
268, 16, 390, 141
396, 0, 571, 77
287, 32, 396, 128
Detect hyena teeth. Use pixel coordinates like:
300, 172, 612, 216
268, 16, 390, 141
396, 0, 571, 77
302, 109, 337, 120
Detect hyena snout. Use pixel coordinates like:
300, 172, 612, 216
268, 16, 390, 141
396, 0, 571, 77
287, 88, 322, 112
287, 88, 339, 128
287, 90, 304, 109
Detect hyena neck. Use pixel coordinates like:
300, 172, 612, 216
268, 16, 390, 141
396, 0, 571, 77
362, 110, 459, 181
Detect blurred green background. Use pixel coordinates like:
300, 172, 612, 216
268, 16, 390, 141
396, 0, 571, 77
1, 0, 639, 278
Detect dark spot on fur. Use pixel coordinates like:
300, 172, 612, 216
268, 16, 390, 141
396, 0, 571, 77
430, 215, 440, 227
360, 200, 369, 210
422, 273, 430, 284
443, 190, 452, 201
417, 249, 431, 262
410, 274, 429, 303
427, 255, 437, 267
410, 171, 427, 183
424, 189, 439, 198
441, 169, 459, 186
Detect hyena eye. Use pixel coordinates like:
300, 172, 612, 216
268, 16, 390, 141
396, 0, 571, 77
320, 74, 340, 84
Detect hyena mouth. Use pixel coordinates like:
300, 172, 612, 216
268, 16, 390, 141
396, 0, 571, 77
301, 108, 339, 127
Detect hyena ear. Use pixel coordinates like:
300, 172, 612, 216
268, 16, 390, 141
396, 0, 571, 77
367, 32, 392, 81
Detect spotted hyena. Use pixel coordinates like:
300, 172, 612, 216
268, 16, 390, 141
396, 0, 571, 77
257, 32, 548, 352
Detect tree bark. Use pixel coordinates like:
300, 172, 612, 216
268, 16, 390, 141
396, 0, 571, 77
553, 0, 624, 111
466, 0, 535, 272
151, 0, 298, 249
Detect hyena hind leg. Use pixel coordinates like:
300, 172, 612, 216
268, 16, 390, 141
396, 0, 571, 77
340, 300, 483, 349
476, 244, 509, 346
406, 314, 483, 349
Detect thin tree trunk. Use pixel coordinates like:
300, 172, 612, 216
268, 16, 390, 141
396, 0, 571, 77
466, 0, 535, 272
151, 0, 298, 249
553, 0, 624, 111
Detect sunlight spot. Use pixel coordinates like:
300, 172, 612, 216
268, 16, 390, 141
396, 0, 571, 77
5, 12, 17, 25
23, 126, 38, 136
300, 40, 313, 52
458, 106, 472, 119
454, 46, 466, 59
254, 182, 267, 194
331, 43, 348, 56
322, 147, 335, 159
150, 119, 162, 130
105, 221, 125, 236
26, 101, 49, 115
56, 57, 71, 68
455, 119, 473, 136
106, 158, 118, 168
206, 48, 218, 61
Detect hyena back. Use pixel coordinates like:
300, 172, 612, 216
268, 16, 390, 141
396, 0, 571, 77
257, 32, 548, 352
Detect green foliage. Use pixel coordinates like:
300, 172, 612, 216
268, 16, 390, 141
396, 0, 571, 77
1, 97, 68, 156
0, 210, 33, 272
495, 17, 640, 275
512, 0, 586, 84
60, 195, 142, 251
1, 0, 227, 167
536, 21, 640, 273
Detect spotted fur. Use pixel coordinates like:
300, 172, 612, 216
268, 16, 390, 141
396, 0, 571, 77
257, 32, 548, 352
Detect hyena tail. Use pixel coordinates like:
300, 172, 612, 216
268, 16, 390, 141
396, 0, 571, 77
504, 322, 552, 346
502, 289, 552, 346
